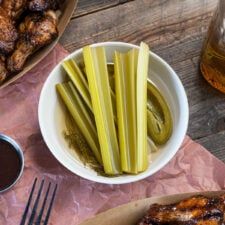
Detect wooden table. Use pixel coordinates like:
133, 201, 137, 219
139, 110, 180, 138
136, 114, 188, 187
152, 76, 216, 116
60, 0, 225, 162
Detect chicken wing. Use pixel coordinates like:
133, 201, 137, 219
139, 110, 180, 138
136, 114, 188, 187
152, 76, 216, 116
0, 54, 8, 83
7, 10, 58, 73
1, 0, 28, 19
28, 0, 60, 12
0, 7, 18, 54
138, 195, 225, 225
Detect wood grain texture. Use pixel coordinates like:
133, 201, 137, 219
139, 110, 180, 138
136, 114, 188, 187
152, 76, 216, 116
60, 0, 225, 161
73, 0, 133, 18
61, 0, 217, 50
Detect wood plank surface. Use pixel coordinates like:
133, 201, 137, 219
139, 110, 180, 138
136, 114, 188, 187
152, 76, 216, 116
73, 0, 133, 18
60, 0, 225, 161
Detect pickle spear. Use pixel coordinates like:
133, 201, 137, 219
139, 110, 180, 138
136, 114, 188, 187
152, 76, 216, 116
147, 82, 173, 145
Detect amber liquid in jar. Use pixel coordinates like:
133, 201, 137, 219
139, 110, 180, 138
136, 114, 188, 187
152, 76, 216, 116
200, 36, 225, 93
200, 1, 225, 93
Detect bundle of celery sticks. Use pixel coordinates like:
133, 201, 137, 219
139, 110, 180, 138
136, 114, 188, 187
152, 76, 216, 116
56, 42, 172, 175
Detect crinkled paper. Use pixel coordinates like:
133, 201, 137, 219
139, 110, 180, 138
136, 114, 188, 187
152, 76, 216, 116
0, 45, 224, 225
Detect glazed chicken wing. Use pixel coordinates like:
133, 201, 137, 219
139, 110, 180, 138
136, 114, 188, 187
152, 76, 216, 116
28, 0, 60, 11
138, 195, 225, 225
7, 10, 58, 73
0, 7, 18, 54
1, 0, 28, 19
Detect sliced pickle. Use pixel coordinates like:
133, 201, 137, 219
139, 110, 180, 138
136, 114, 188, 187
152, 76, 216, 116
147, 82, 173, 145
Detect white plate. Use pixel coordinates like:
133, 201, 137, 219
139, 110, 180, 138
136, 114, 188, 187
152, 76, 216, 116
38, 42, 189, 184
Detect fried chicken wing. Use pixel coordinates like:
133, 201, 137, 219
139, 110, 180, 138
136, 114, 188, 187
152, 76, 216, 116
7, 10, 58, 73
138, 195, 225, 225
0, 7, 18, 54
1, 0, 28, 19
28, 0, 60, 12
7, 39, 33, 73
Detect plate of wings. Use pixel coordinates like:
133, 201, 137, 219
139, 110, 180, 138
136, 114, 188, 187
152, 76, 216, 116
79, 191, 225, 225
0, 0, 77, 89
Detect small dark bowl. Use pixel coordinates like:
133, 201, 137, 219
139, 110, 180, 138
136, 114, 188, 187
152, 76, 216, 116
0, 134, 24, 193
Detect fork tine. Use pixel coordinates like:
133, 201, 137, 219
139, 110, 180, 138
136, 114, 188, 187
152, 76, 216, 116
43, 184, 58, 225
27, 179, 45, 225
35, 182, 51, 225
20, 178, 37, 225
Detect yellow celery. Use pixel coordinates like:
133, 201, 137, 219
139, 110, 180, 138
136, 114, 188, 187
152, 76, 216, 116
137, 42, 149, 172
64, 59, 118, 123
62, 59, 92, 111
114, 49, 138, 173
78, 60, 171, 147
56, 82, 102, 164
67, 82, 95, 132
83, 46, 121, 175
80, 62, 114, 77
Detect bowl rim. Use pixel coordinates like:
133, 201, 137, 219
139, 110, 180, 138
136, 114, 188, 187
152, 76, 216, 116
38, 41, 189, 184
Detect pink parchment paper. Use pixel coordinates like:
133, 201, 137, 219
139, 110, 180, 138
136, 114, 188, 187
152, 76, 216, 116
0, 45, 225, 225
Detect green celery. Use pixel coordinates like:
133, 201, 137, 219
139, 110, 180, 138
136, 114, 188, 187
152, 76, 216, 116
68, 82, 95, 132
137, 42, 149, 172
81, 63, 114, 77
64, 60, 117, 124
114, 49, 138, 173
56, 82, 102, 164
83, 46, 121, 175
62, 59, 92, 111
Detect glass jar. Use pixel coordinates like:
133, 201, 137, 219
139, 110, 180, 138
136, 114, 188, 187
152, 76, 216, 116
200, 0, 225, 93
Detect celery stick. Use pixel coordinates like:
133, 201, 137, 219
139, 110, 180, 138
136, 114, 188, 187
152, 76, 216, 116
83, 46, 121, 175
64, 60, 118, 124
56, 83, 102, 164
68, 81, 96, 133
62, 59, 92, 111
137, 42, 149, 172
82, 63, 114, 77
114, 49, 138, 173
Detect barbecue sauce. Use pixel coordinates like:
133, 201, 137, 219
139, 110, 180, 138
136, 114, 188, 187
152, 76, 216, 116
0, 139, 22, 191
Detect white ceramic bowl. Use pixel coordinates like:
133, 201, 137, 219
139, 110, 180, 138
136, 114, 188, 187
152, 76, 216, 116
38, 42, 189, 184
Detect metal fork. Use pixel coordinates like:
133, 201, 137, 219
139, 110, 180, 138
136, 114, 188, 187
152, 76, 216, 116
20, 178, 58, 225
